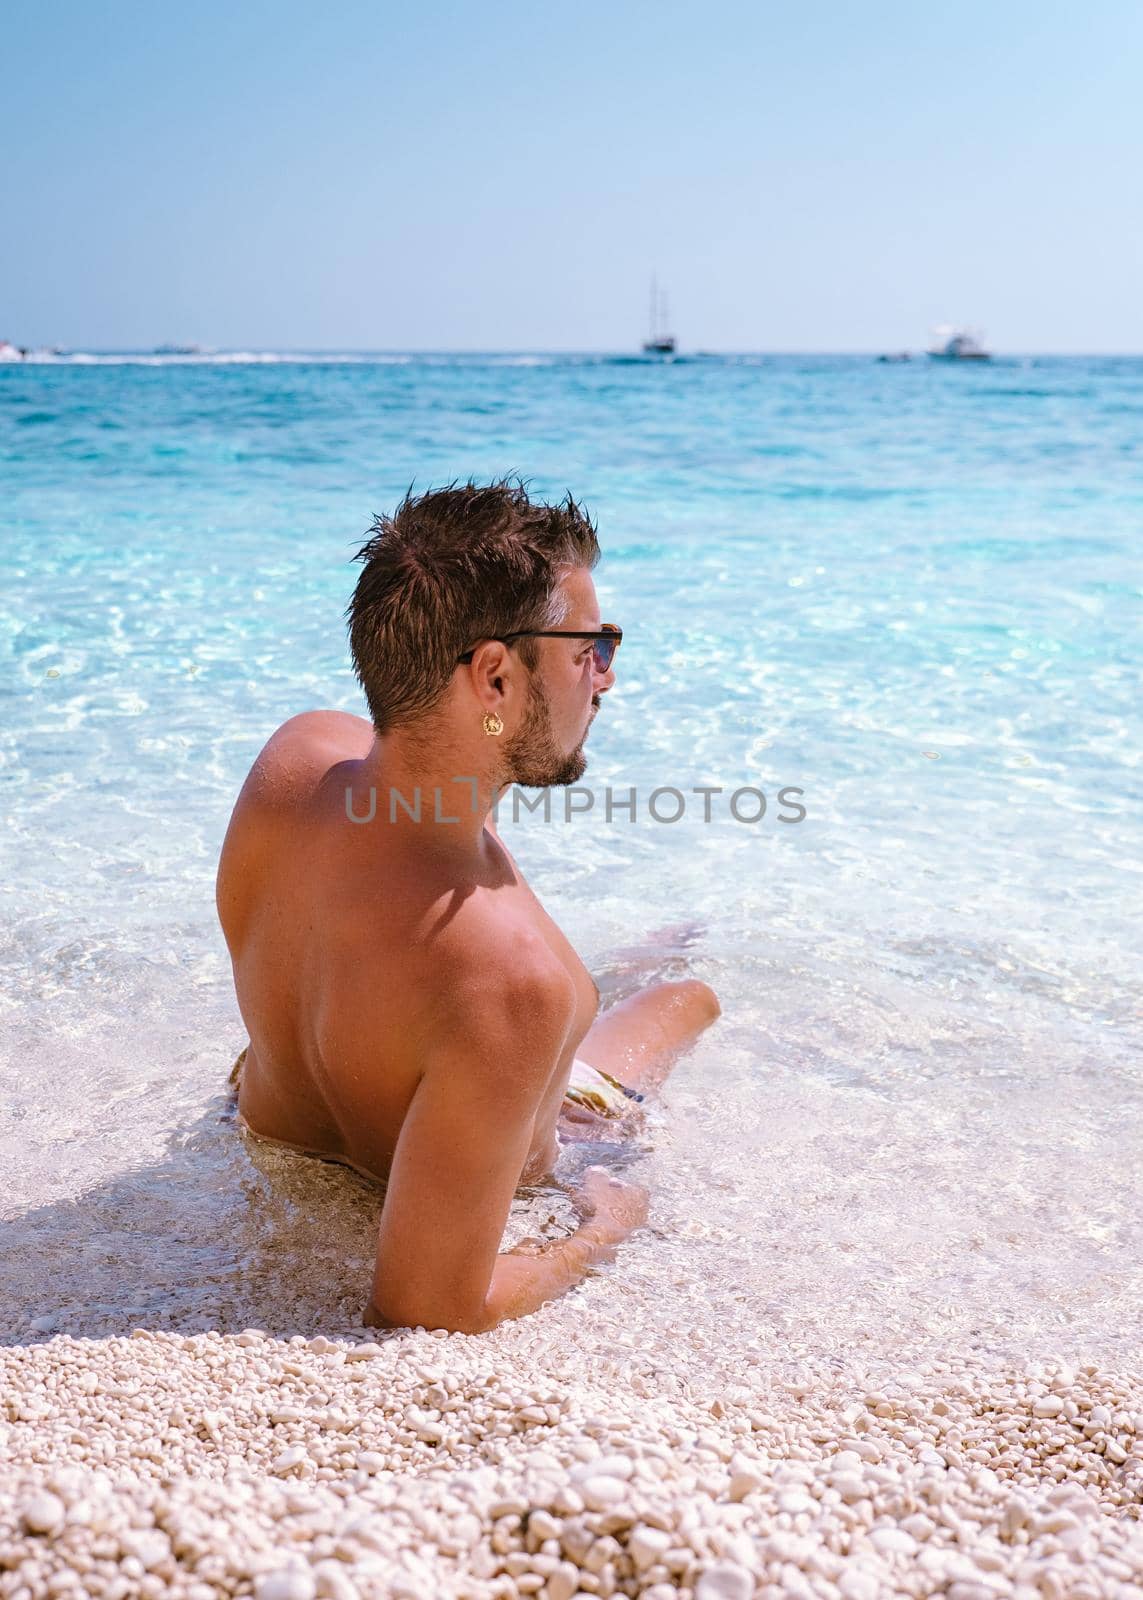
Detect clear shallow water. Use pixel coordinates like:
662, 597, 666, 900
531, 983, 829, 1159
1, 352, 1140, 1362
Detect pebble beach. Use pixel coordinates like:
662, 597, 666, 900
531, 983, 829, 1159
3, 1322, 1142, 1599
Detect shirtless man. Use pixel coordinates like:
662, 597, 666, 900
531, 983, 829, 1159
216, 481, 720, 1334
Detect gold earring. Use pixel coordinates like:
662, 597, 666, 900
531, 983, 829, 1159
482, 712, 504, 737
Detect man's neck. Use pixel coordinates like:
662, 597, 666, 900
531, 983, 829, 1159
352, 734, 505, 854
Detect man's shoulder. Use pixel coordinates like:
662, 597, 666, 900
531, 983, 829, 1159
267, 709, 375, 750
444, 911, 574, 1003
424, 926, 578, 1099
218, 711, 372, 915
259, 708, 374, 773
402, 908, 577, 1058
242, 710, 374, 809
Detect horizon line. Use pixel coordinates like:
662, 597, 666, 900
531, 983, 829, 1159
7, 345, 1143, 359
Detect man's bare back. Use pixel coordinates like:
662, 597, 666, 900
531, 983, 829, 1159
217, 709, 600, 1188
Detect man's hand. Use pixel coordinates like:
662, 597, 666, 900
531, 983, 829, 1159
571, 1165, 650, 1242
558, 1098, 644, 1142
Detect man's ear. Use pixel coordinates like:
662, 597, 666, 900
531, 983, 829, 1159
466, 641, 507, 707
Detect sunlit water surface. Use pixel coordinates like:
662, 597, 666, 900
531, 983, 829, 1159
2, 352, 1140, 1369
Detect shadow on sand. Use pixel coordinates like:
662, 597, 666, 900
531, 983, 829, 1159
1, 1086, 590, 1349
1, 937, 693, 1349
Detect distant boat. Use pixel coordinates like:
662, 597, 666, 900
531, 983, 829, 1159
641, 277, 676, 355
152, 343, 203, 356
0, 338, 26, 362
927, 325, 991, 361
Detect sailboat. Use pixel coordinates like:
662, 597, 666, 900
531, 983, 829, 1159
642, 276, 676, 355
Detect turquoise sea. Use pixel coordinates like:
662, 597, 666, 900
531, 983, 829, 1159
2, 352, 1140, 1360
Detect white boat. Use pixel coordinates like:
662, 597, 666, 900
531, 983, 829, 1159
927, 325, 991, 360
0, 338, 26, 362
641, 276, 676, 355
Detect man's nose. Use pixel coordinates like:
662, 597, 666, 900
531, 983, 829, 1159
594, 661, 616, 694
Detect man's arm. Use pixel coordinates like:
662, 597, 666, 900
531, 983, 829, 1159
364, 948, 647, 1335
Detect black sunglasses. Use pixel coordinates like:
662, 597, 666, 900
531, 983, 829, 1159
457, 623, 622, 674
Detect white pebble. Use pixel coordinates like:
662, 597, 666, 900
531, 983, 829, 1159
313, 1560, 360, 1600
573, 1453, 634, 1481
695, 1563, 754, 1600
577, 1474, 630, 1511
20, 1492, 65, 1535
527, 1510, 562, 1542
628, 1524, 673, 1571
345, 1343, 386, 1362
837, 1569, 880, 1600
728, 1467, 762, 1501
544, 1565, 582, 1600
255, 1571, 317, 1600
119, 1530, 171, 1570
869, 1527, 918, 1556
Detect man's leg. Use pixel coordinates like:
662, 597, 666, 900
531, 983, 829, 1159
575, 978, 720, 1095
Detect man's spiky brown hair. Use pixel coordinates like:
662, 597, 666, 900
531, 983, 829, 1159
346, 477, 600, 733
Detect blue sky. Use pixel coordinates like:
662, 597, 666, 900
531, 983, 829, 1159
4, 0, 1141, 351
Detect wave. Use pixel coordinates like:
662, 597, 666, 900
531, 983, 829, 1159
16, 351, 405, 367
12, 350, 750, 369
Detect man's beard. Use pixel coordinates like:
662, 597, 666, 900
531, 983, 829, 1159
502, 676, 591, 787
